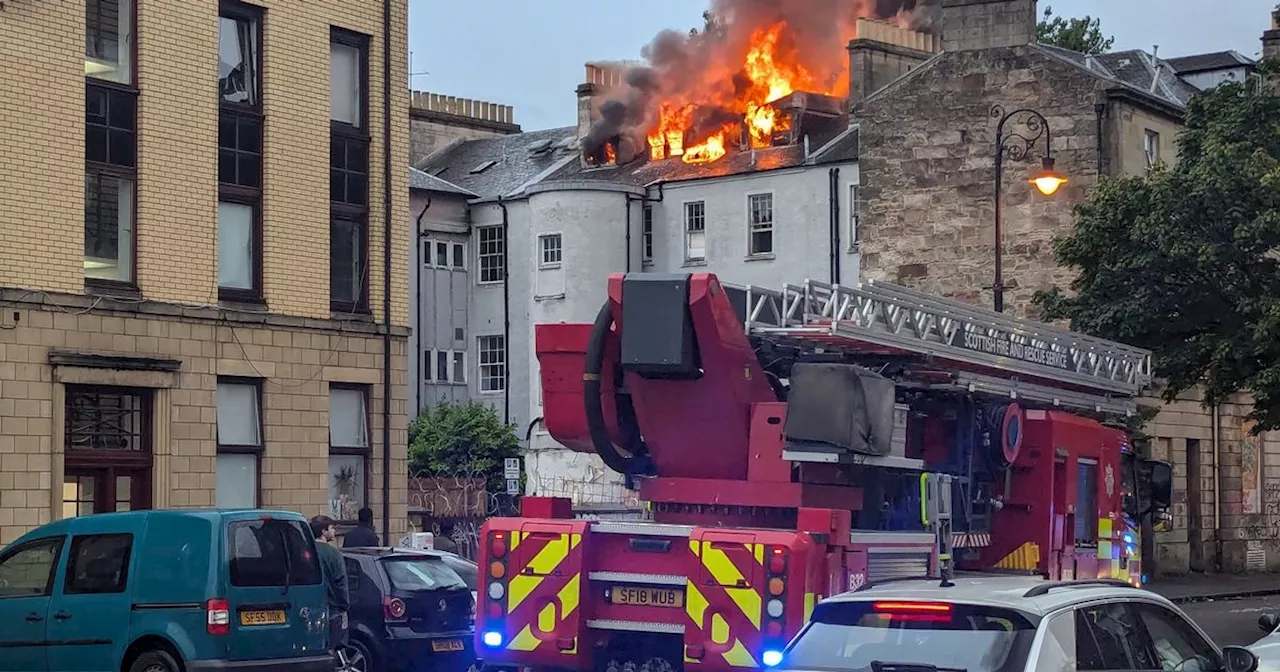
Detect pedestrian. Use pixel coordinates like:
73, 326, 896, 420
434, 519, 459, 554
343, 507, 380, 548
310, 515, 350, 667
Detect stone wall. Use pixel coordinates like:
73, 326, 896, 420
855, 46, 1105, 317
410, 91, 521, 165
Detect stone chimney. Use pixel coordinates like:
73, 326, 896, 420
941, 0, 1038, 52
1263, 8, 1280, 61
577, 61, 634, 139
847, 18, 940, 108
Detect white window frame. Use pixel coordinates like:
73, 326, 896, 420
215, 378, 262, 510
435, 349, 451, 383
538, 233, 563, 269
478, 335, 506, 394
1144, 129, 1160, 171
451, 241, 466, 270
642, 206, 654, 265
745, 192, 774, 257
848, 183, 861, 251
451, 350, 467, 384
422, 349, 432, 381
422, 237, 467, 271
423, 349, 468, 385
477, 226, 504, 284
684, 200, 706, 263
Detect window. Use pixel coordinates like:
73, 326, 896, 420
452, 242, 465, 269
381, 556, 467, 592
642, 206, 654, 264
453, 351, 466, 383
1075, 603, 1160, 670
1034, 610, 1077, 671
85, 85, 136, 284
684, 201, 706, 262
0, 537, 63, 598
218, 2, 264, 301
539, 233, 563, 267
1130, 603, 1222, 671
477, 226, 504, 283
64, 534, 131, 594
329, 385, 370, 521
1144, 129, 1160, 171
436, 350, 449, 382
227, 519, 322, 588
849, 184, 861, 249
330, 28, 370, 313
86, 0, 132, 85
422, 350, 432, 381
216, 379, 262, 509
436, 241, 449, 267
1075, 459, 1098, 545
479, 335, 506, 393
747, 193, 773, 256
422, 239, 466, 270
424, 350, 467, 384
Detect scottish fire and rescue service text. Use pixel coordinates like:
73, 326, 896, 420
952, 330, 1071, 370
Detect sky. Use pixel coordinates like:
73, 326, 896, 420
407, 0, 1276, 132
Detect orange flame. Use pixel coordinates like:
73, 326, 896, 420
683, 130, 729, 164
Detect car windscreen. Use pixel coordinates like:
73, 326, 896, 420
381, 556, 468, 592
228, 518, 323, 587
781, 600, 1037, 672
440, 555, 478, 591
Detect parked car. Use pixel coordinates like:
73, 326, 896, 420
0, 509, 332, 672
341, 547, 477, 672
775, 576, 1260, 672
1251, 613, 1280, 670
437, 550, 479, 606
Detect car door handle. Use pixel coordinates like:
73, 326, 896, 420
25, 613, 44, 623
53, 611, 72, 621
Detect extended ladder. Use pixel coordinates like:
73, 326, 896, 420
725, 279, 1153, 416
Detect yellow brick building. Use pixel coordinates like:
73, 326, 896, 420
0, 0, 410, 544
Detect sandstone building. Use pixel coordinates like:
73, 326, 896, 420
0, 0, 410, 544
410, 91, 521, 166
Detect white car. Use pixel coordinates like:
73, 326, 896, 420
774, 576, 1259, 672
1250, 614, 1280, 670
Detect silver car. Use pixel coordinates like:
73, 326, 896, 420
1249, 614, 1280, 670
775, 576, 1259, 672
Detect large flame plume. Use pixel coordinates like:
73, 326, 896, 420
586, 0, 937, 165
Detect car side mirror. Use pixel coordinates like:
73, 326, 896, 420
1223, 645, 1259, 672
1153, 510, 1173, 534
1260, 613, 1279, 632
1144, 458, 1173, 510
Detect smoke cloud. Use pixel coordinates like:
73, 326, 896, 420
584, 0, 940, 158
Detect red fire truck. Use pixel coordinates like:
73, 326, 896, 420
476, 272, 1172, 672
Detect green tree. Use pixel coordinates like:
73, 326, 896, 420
1035, 62, 1280, 429
408, 401, 521, 494
1037, 5, 1114, 55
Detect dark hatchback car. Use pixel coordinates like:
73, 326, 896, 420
341, 547, 478, 672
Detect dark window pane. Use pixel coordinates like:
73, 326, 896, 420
346, 174, 366, 206
65, 386, 145, 452
219, 114, 236, 149
330, 169, 345, 203
347, 141, 367, 172
84, 173, 120, 261
107, 92, 134, 130
219, 150, 236, 185
108, 129, 134, 167
237, 154, 261, 188
227, 519, 322, 588
330, 219, 364, 305
65, 534, 132, 595
86, 128, 108, 164
219, 15, 260, 107
85, 85, 135, 169
86, 88, 107, 124
331, 137, 346, 169
238, 118, 261, 152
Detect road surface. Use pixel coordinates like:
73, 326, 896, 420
1183, 593, 1280, 647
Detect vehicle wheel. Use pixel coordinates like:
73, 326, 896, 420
338, 637, 375, 672
129, 650, 181, 672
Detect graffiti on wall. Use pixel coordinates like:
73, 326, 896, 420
1242, 417, 1264, 515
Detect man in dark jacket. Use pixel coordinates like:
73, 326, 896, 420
343, 507, 380, 548
433, 519, 459, 554
310, 515, 350, 663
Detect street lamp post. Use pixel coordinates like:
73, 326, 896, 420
990, 104, 1068, 313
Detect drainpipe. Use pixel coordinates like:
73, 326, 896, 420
1212, 402, 1223, 570
828, 167, 841, 284
497, 198, 511, 425
624, 195, 634, 273
414, 197, 432, 415
379, 0, 393, 545
1094, 103, 1106, 179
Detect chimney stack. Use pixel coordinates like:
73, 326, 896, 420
1263, 8, 1280, 61
941, 0, 1038, 53
847, 18, 940, 108
576, 61, 634, 139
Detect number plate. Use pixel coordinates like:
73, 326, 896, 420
431, 639, 466, 653
610, 586, 685, 608
239, 609, 287, 626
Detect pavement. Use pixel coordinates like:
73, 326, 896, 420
1147, 573, 1280, 647
1148, 572, 1280, 604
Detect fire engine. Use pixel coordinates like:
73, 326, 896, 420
476, 272, 1173, 672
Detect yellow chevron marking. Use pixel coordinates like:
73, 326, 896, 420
570, 533, 581, 551
527, 534, 571, 575
538, 602, 557, 633
722, 638, 758, 668
507, 624, 541, 652
510, 531, 522, 551
690, 539, 701, 557
702, 542, 762, 629
804, 592, 816, 623
686, 582, 709, 627
725, 587, 762, 630
752, 543, 764, 565
507, 575, 543, 613
711, 612, 730, 645
558, 573, 581, 618
994, 542, 1041, 571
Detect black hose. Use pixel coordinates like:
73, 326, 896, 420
584, 301, 635, 475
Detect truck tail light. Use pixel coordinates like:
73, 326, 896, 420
768, 546, 787, 574
205, 598, 230, 636
491, 533, 508, 559
383, 597, 408, 622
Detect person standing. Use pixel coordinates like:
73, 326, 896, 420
433, 519, 459, 554
310, 515, 350, 665
343, 507, 380, 548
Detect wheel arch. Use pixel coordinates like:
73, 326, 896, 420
121, 634, 185, 672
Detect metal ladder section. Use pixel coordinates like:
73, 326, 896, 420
728, 278, 1153, 400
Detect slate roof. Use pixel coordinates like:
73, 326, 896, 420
419, 126, 579, 199
409, 167, 476, 197
1166, 50, 1256, 75
1034, 44, 1200, 108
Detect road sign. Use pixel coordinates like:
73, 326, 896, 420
506, 479, 520, 495
504, 458, 521, 479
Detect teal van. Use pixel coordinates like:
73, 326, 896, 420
0, 509, 333, 672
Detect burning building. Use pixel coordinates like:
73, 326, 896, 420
579, 0, 940, 167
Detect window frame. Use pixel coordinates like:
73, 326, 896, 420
641, 205, 654, 265
86, 0, 137, 86
217, 0, 265, 303
215, 376, 264, 509
423, 349, 467, 385
329, 27, 371, 314
328, 383, 371, 523
1144, 129, 1160, 171
421, 238, 467, 271
477, 335, 506, 394
848, 183, 861, 251
84, 81, 139, 289
0, 536, 66, 600
538, 232, 563, 269
63, 533, 133, 595
683, 200, 707, 263
476, 226, 505, 285
745, 191, 774, 257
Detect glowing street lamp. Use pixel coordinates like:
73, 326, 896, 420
990, 104, 1066, 313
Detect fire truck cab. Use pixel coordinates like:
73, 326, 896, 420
476, 272, 1173, 672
